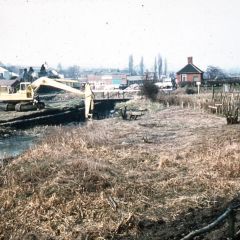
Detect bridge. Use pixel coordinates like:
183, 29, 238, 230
93, 89, 140, 100
93, 90, 140, 119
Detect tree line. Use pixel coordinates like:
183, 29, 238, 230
128, 54, 168, 79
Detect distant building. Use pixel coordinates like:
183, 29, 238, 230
144, 72, 156, 81
176, 57, 204, 84
0, 79, 20, 93
87, 74, 127, 89
48, 69, 64, 79
127, 75, 144, 85
0, 67, 10, 80
0, 67, 19, 80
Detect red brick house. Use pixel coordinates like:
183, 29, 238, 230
176, 57, 203, 85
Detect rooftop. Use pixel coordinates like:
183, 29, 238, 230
177, 57, 204, 75
0, 79, 19, 86
127, 75, 144, 81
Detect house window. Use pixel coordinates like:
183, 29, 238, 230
193, 76, 199, 82
181, 74, 187, 82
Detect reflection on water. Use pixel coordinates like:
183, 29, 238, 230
0, 135, 37, 159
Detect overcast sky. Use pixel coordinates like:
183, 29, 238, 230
1, 0, 240, 71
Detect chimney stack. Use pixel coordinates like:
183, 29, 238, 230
188, 57, 193, 64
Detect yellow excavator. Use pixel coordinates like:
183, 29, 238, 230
0, 77, 94, 119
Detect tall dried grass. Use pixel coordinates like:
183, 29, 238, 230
0, 105, 239, 239
158, 92, 214, 112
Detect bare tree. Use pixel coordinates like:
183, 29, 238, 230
205, 65, 227, 79
57, 63, 63, 73
140, 56, 144, 76
164, 58, 168, 76
39, 64, 47, 78
157, 54, 163, 80
129, 55, 134, 76
154, 57, 158, 81
27, 67, 35, 82
67, 65, 81, 79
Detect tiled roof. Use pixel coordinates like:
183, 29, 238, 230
0, 79, 19, 86
177, 63, 203, 74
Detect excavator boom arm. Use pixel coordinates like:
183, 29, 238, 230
31, 77, 94, 119
31, 77, 85, 96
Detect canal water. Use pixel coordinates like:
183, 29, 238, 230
0, 101, 120, 159
0, 133, 38, 159
0, 123, 82, 159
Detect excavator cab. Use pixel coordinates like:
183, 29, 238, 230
19, 82, 30, 92
18, 82, 33, 98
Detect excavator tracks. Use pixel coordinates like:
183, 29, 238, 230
14, 102, 44, 112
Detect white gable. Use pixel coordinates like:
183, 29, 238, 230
0, 66, 8, 73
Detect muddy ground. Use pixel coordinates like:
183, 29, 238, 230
0, 95, 86, 130
0, 100, 240, 239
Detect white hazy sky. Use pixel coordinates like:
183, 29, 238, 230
1, 0, 240, 71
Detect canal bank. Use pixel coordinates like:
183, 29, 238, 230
0, 99, 129, 129
0, 107, 85, 129
0, 98, 129, 159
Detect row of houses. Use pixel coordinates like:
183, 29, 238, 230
0, 57, 204, 91
81, 57, 203, 89
78, 74, 145, 90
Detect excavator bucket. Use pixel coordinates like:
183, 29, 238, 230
84, 83, 94, 119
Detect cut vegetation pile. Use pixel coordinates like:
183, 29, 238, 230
0, 101, 240, 239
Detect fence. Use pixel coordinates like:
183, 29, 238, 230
93, 89, 140, 100
159, 90, 240, 124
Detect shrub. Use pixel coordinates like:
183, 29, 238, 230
179, 81, 194, 88
185, 88, 196, 94
141, 81, 159, 101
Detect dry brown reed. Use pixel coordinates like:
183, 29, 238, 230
0, 102, 239, 239
157, 92, 214, 112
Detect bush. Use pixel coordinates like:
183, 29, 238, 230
141, 81, 159, 101
179, 81, 194, 88
185, 88, 196, 94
